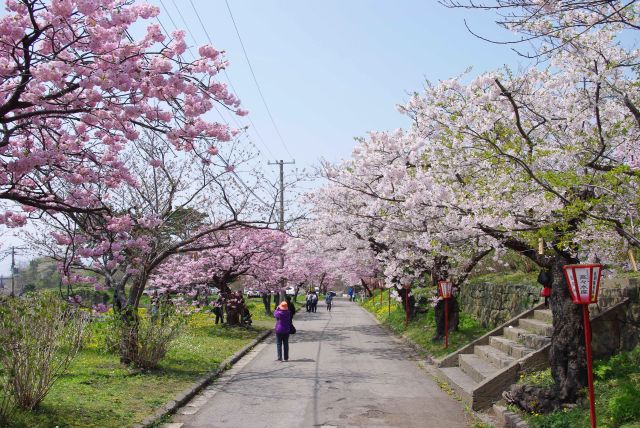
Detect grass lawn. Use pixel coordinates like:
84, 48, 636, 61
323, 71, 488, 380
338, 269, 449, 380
361, 289, 489, 359
6, 312, 266, 428
513, 345, 640, 428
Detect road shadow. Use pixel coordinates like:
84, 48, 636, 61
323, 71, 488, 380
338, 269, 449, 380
288, 328, 349, 344
341, 323, 390, 338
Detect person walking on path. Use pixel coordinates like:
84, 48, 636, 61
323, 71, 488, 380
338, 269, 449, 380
274, 301, 291, 361
310, 292, 318, 313
325, 293, 333, 311
347, 286, 354, 301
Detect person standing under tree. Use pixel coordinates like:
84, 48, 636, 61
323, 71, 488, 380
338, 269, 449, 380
213, 295, 224, 324
310, 292, 318, 313
274, 301, 291, 361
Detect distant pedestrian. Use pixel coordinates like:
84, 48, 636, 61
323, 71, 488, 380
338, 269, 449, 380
274, 301, 291, 361
347, 286, 354, 302
325, 293, 333, 311
306, 291, 313, 312
310, 292, 318, 313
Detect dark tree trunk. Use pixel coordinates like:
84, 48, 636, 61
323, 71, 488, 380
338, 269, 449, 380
360, 278, 373, 297
505, 253, 587, 412
548, 253, 587, 402
261, 292, 272, 316
110, 270, 152, 365
399, 286, 417, 321
432, 297, 460, 341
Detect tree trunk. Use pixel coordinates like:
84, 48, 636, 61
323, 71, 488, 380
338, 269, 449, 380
399, 286, 417, 321
117, 272, 149, 364
261, 292, 272, 316
360, 278, 373, 297
505, 253, 587, 412
433, 297, 460, 341
548, 254, 587, 402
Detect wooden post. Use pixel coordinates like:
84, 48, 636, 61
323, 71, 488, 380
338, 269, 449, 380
629, 249, 638, 272
404, 287, 409, 327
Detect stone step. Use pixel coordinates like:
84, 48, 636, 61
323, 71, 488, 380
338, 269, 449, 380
503, 326, 551, 349
475, 345, 515, 368
435, 366, 477, 405
533, 309, 553, 323
489, 336, 534, 359
459, 353, 499, 383
518, 318, 553, 336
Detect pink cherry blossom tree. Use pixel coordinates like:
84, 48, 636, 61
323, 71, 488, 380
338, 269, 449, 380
0, 0, 246, 223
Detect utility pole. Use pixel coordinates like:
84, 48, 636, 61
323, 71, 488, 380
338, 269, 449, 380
268, 159, 295, 306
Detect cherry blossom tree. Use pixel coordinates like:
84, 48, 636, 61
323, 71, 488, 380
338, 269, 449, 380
149, 227, 287, 324
0, 0, 246, 224
33, 131, 273, 360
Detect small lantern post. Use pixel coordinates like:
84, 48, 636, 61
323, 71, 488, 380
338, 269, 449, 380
438, 280, 453, 348
562, 264, 603, 428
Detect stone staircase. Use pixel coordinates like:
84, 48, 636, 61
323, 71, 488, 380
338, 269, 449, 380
433, 303, 552, 410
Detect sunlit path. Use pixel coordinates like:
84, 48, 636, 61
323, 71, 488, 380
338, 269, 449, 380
169, 298, 470, 428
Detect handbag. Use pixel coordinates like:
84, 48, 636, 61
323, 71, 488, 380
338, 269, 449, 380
290, 323, 297, 334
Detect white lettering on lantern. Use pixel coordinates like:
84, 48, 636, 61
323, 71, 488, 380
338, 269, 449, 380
577, 268, 590, 298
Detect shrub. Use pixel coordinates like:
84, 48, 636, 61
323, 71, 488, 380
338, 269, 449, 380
117, 304, 186, 370
0, 292, 88, 418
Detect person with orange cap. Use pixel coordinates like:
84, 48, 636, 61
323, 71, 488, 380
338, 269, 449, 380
274, 300, 292, 361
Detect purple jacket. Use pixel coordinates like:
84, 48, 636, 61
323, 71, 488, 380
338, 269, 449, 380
274, 308, 291, 334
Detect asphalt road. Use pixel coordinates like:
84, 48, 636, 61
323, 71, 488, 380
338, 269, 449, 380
168, 298, 470, 428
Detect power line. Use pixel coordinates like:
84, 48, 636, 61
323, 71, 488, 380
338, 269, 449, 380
186, 0, 278, 162
223, 0, 295, 159
154, 7, 278, 183
147, 13, 277, 213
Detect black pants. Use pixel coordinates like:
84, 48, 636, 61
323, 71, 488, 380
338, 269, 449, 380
276, 333, 289, 360
215, 310, 224, 324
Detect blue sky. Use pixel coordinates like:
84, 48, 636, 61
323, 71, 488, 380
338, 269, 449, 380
1, 1, 527, 275
151, 0, 524, 173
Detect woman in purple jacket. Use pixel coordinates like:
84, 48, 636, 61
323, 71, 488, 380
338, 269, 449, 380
274, 301, 291, 361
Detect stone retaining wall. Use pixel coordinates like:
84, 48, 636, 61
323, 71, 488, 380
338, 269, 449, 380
458, 282, 541, 327
591, 276, 640, 354
460, 275, 640, 346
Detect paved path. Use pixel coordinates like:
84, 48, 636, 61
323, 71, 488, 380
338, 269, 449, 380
168, 299, 470, 428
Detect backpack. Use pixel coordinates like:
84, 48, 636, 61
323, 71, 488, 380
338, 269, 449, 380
311, 294, 318, 303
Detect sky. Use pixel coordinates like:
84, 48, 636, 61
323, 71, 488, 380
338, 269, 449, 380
0, 1, 529, 275
149, 0, 525, 175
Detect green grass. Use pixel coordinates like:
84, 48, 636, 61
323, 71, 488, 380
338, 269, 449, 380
361, 290, 489, 358
6, 312, 266, 428
516, 345, 640, 428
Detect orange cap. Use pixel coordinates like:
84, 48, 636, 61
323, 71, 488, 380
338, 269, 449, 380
278, 301, 288, 310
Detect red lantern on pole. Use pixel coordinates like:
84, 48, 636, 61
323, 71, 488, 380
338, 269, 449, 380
562, 264, 602, 428
438, 280, 453, 348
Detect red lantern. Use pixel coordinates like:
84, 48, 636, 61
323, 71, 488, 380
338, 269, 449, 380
562, 264, 603, 428
562, 264, 602, 304
438, 280, 453, 348
438, 280, 453, 299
